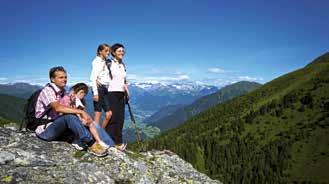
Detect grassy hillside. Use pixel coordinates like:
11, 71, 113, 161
0, 93, 25, 124
138, 52, 329, 183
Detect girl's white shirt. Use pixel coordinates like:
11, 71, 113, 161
90, 56, 110, 95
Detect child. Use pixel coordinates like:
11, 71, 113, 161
90, 44, 113, 129
59, 83, 115, 150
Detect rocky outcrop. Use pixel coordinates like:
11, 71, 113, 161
0, 127, 220, 184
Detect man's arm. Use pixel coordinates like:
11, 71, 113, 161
49, 101, 92, 122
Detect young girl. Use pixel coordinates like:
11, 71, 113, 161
90, 44, 113, 128
59, 83, 115, 150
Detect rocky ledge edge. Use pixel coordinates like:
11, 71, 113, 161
0, 127, 220, 184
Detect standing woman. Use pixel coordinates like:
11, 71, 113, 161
90, 44, 113, 128
105, 43, 129, 150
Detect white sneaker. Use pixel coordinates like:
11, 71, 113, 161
99, 141, 110, 150
108, 147, 117, 153
72, 143, 85, 151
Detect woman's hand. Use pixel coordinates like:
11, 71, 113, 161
124, 84, 130, 102
124, 84, 129, 95
93, 95, 99, 102
96, 78, 101, 87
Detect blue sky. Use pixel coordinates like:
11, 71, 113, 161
0, 0, 328, 87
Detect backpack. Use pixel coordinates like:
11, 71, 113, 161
20, 83, 57, 131
105, 58, 126, 80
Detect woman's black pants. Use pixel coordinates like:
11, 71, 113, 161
105, 91, 125, 144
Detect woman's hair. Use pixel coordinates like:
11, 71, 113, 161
111, 43, 125, 57
70, 83, 89, 106
97, 43, 111, 56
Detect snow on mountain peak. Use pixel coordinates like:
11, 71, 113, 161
130, 80, 218, 95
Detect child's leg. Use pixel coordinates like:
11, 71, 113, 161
88, 122, 103, 143
101, 110, 112, 129
81, 119, 103, 144
94, 111, 102, 124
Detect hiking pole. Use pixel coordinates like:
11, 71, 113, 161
125, 93, 145, 151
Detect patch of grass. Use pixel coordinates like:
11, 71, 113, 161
73, 150, 86, 158
1, 175, 13, 183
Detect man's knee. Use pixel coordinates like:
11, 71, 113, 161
37, 132, 56, 142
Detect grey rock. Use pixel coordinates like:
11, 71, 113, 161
0, 127, 221, 184
0, 151, 15, 165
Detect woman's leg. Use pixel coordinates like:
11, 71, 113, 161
117, 92, 126, 144
105, 92, 122, 145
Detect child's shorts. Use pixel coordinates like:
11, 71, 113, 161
93, 84, 111, 112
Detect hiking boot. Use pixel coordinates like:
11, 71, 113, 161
88, 143, 108, 157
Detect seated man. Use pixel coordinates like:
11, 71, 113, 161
35, 66, 107, 157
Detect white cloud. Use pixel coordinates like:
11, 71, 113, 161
1, 76, 91, 86
177, 75, 189, 80
152, 75, 189, 81
10, 79, 48, 86
238, 76, 264, 82
126, 73, 190, 84
208, 67, 226, 73
0, 77, 8, 84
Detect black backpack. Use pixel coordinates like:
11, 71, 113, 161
105, 58, 126, 80
20, 83, 57, 131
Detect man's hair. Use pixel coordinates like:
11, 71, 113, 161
49, 66, 66, 80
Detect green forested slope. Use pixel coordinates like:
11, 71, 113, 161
0, 93, 25, 123
141, 52, 329, 183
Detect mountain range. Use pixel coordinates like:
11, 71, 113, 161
140, 52, 329, 183
0, 83, 40, 99
146, 81, 262, 132
123, 81, 261, 142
